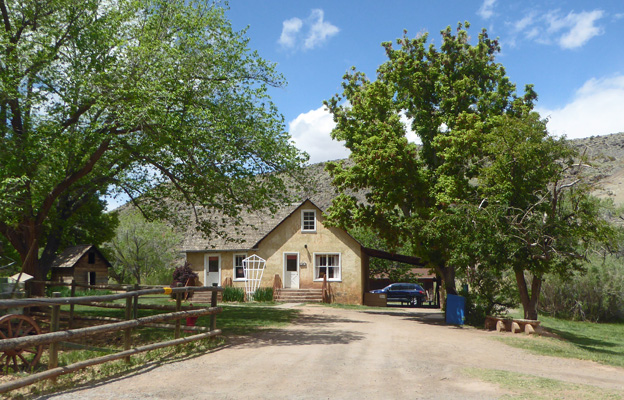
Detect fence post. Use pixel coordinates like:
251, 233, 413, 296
210, 283, 218, 331
68, 279, 76, 329
124, 285, 133, 363
175, 283, 182, 339
48, 292, 61, 381
132, 284, 139, 319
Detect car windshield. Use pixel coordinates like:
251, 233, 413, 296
385, 283, 424, 291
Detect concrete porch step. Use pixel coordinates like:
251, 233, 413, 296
275, 288, 323, 303
189, 291, 222, 303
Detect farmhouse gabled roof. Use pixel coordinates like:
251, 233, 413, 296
50, 245, 112, 269
182, 198, 326, 252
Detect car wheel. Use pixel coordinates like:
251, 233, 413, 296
408, 297, 416, 307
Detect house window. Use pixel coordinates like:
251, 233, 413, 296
233, 254, 247, 281
88, 252, 95, 264
314, 253, 341, 281
301, 210, 316, 232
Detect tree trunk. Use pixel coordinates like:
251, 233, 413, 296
527, 275, 542, 320
39, 227, 63, 277
21, 249, 46, 297
435, 263, 457, 297
7, 221, 45, 297
514, 268, 540, 320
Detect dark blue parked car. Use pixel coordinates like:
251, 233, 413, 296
371, 283, 426, 306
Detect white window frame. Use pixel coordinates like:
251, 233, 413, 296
313, 252, 341, 282
301, 209, 317, 233
233, 253, 247, 281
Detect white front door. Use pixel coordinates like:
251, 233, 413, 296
204, 254, 221, 286
284, 253, 299, 289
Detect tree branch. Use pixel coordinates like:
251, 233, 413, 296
61, 100, 96, 128
0, 0, 11, 34
36, 138, 111, 227
559, 179, 580, 191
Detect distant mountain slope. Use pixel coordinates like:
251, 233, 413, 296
570, 132, 624, 205
302, 132, 624, 207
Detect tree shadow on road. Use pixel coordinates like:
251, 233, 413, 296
230, 328, 365, 348
360, 309, 449, 327
291, 312, 370, 327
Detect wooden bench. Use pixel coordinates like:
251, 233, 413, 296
485, 315, 541, 334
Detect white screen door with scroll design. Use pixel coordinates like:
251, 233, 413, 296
204, 254, 221, 287
284, 253, 299, 289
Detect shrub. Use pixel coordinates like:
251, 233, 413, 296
171, 262, 199, 299
171, 262, 199, 287
539, 255, 624, 322
222, 286, 245, 302
458, 267, 518, 327
46, 286, 71, 297
253, 287, 273, 302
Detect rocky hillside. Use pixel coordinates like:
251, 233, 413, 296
569, 132, 624, 205
303, 132, 624, 207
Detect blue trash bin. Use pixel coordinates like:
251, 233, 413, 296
446, 294, 465, 325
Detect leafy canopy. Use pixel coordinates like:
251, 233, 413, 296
0, 0, 307, 284
324, 22, 614, 319
324, 23, 535, 293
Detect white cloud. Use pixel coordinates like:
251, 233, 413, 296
478, 0, 497, 20
278, 17, 303, 49
512, 13, 535, 32
538, 75, 624, 139
278, 9, 339, 51
304, 9, 340, 49
546, 10, 604, 49
288, 106, 348, 164
508, 9, 604, 49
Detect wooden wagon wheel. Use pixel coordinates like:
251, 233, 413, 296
0, 314, 44, 373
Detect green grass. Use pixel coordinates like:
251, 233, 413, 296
497, 313, 624, 368
463, 368, 623, 399
62, 296, 297, 339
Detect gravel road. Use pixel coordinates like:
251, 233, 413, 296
39, 304, 624, 400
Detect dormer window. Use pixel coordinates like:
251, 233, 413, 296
301, 209, 316, 232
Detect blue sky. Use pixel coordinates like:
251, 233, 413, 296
226, 0, 624, 164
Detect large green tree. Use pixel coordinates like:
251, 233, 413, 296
477, 113, 613, 319
324, 22, 612, 320
324, 23, 535, 296
0, 0, 306, 294
103, 210, 181, 285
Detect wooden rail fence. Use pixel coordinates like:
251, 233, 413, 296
0, 285, 222, 394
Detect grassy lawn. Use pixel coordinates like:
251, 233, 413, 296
61, 296, 299, 342
496, 313, 624, 368
463, 368, 623, 400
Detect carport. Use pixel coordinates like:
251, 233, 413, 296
361, 247, 441, 307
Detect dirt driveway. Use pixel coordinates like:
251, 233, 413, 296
42, 304, 624, 399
